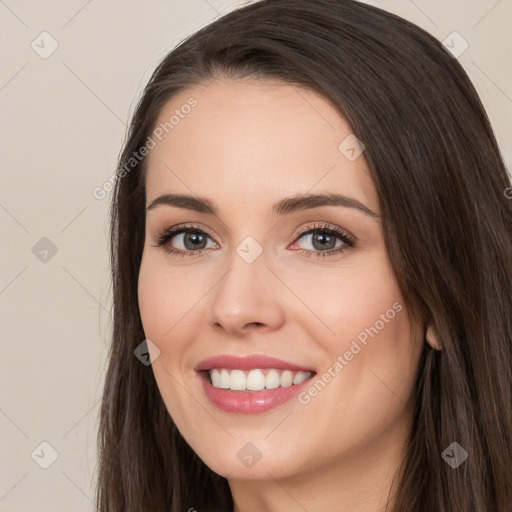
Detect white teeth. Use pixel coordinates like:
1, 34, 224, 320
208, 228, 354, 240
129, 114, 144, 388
219, 369, 230, 388
265, 369, 280, 389
210, 369, 230, 389
211, 369, 221, 388
280, 370, 294, 387
292, 371, 310, 385
208, 368, 313, 391
229, 369, 246, 390
246, 369, 266, 391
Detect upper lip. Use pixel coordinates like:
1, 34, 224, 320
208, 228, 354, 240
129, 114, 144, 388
194, 354, 316, 372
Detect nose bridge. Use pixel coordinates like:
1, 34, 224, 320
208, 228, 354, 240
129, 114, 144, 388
209, 236, 284, 332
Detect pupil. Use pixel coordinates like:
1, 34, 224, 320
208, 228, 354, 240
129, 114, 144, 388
313, 233, 335, 251
185, 232, 206, 250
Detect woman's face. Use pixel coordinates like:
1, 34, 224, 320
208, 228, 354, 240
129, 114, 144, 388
138, 78, 425, 482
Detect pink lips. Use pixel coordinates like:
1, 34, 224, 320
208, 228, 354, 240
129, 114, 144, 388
194, 354, 315, 372
195, 354, 316, 414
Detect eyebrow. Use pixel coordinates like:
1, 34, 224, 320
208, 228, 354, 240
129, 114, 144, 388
146, 192, 379, 218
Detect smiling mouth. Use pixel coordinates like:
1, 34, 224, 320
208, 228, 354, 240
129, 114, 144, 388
201, 368, 315, 392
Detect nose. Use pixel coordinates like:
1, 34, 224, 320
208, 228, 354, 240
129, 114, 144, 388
208, 247, 285, 336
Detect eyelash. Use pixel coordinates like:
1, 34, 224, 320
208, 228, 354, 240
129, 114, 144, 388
153, 222, 356, 259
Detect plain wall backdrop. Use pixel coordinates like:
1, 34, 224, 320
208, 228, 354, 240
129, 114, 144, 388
1, 0, 511, 510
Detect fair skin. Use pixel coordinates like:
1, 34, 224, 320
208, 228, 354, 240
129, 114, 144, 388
138, 77, 426, 512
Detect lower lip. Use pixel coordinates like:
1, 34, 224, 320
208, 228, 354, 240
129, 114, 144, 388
197, 371, 315, 414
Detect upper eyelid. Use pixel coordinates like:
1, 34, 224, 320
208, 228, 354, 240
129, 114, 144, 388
294, 222, 352, 237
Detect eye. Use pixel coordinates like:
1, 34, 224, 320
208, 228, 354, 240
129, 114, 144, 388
153, 224, 218, 256
290, 222, 356, 259
152, 221, 356, 259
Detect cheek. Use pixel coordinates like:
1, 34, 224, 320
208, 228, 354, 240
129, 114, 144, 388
137, 254, 206, 347
138, 264, 173, 344
335, 268, 402, 342
137, 258, 191, 394
291, 251, 419, 415
137, 257, 201, 421
287, 249, 403, 347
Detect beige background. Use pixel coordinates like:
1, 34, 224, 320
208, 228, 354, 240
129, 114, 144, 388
0, 0, 510, 510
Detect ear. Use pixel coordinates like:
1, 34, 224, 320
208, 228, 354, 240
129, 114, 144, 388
425, 323, 442, 351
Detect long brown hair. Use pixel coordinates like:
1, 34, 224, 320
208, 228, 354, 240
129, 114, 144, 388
96, 1, 512, 510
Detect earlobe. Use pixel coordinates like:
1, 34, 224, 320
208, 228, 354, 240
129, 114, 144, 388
425, 324, 442, 351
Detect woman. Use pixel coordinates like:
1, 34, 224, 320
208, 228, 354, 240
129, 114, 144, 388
96, 1, 512, 510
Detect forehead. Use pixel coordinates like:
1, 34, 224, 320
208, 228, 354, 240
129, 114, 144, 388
145, 78, 378, 216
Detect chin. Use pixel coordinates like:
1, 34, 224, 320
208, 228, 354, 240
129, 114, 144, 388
190, 437, 307, 481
